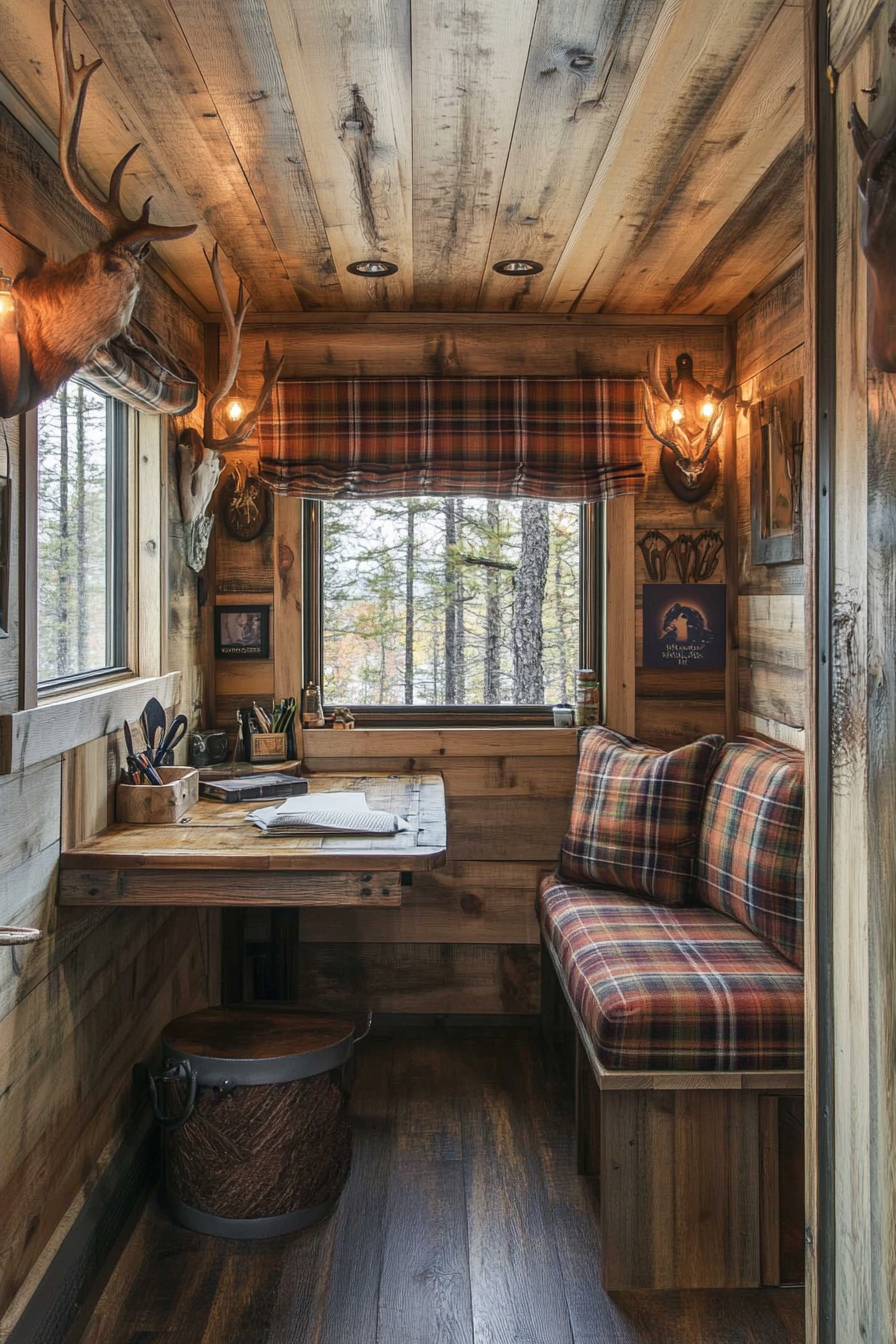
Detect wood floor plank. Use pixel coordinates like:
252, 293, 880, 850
75, 1031, 805, 1344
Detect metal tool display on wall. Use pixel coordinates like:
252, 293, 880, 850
637, 530, 723, 583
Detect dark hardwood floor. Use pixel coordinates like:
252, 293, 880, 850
78, 1029, 805, 1344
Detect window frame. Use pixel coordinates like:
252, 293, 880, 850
35, 381, 131, 696
302, 496, 604, 727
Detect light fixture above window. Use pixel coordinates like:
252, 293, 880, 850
492, 259, 543, 276
346, 259, 398, 277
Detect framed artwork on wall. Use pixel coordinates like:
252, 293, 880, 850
642, 583, 727, 671
214, 604, 270, 659
750, 377, 804, 565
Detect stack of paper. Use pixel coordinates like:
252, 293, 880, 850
246, 791, 410, 836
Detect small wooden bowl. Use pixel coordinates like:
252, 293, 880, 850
0, 926, 41, 945
116, 766, 199, 825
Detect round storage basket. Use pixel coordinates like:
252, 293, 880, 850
152, 1007, 356, 1239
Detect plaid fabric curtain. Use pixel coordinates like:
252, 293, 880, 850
83, 318, 199, 415
256, 377, 644, 500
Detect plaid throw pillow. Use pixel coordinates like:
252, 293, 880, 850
696, 740, 804, 967
558, 727, 725, 906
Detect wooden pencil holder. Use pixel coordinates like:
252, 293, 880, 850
249, 733, 287, 763
116, 766, 199, 825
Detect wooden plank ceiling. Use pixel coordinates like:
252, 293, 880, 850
0, 0, 803, 317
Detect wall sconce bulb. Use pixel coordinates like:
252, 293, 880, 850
225, 398, 244, 423
701, 400, 715, 419
670, 405, 685, 424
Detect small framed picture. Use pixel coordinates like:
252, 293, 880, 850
215, 604, 270, 659
642, 583, 727, 671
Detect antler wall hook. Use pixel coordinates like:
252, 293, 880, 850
177, 245, 284, 573
641, 346, 734, 502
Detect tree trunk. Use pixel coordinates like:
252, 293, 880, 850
404, 504, 414, 704
455, 500, 465, 703
76, 383, 87, 670
512, 500, 549, 703
444, 498, 457, 704
484, 500, 501, 703
57, 386, 70, 677
554, 545, 569, 703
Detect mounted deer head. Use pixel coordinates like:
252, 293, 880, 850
0, 1, 196, 419
849, 103, 896, 372
641, 346, 733, 503
177, 245, 284, 572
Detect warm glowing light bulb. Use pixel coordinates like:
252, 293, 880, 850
225, 398, 244, 423
701, 399, 715, 419
670, 405, 684, 424
0, 275, 15, 320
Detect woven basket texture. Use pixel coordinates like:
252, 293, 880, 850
166, 1071, 351, 1219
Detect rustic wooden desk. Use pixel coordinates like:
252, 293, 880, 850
58, 772, 446, 907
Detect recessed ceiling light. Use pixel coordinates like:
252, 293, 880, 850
346, 259, 398, 277
492, 259, 543, 276
569, 54, 595, 69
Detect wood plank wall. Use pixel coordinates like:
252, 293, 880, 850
0, 103, 211, 1324
213, 318, 729, 1014
735, 266, 807, 749
826, 4, 896, 1339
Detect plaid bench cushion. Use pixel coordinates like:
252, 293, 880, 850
558, 726, 724, 906
696, 739, 804, 968
538, 877, 804, 1072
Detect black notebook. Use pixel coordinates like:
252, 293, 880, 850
199, 773, 309, 803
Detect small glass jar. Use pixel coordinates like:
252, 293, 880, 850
574, 669, 601, 727
302, 683, 326, 728
552, 704, 574, 727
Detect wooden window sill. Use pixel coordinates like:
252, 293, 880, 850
0, 671, 182, 775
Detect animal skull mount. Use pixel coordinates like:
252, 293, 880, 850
850, 103, 896, 372
176, 245, 284, 573
642, 347, 733, 503
0, 1, 196, 419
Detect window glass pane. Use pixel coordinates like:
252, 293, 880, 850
37, 379, 124, 685
322, 497, 579, 706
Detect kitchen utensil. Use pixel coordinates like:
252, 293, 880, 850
140, 697, 167, 754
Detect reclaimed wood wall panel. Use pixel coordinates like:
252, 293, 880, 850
734, 267, 806, 747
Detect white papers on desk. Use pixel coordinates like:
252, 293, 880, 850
246, 790, 410, 836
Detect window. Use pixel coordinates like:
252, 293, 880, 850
36, 378, 128, 689
305, 497, 602, 721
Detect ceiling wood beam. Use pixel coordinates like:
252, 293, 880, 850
476, 0, 665, 313
541, 0, 786, 314
600, 1, 803, 313
265, 0, 413, 310
169, 0, 342, 312
411, 0, 539, 311
64, 0, 303, 312
663, 134, 804, 314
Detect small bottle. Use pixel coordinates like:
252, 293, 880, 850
574, 669, 601, 727
302, 683, 326, 728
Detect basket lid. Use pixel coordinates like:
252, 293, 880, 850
162, 1007, 355, 1086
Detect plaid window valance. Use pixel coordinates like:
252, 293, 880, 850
82, 318, 199, 416
256, 377, 644, 500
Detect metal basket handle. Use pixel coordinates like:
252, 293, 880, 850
148, 1060, 198, 1131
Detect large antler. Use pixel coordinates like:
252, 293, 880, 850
203, 244, 285, 450
51, 0, 196, 253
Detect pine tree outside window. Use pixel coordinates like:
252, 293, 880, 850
305, 497, 602, 723
36, 378, 129, 690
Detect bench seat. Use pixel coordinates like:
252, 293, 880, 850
538, 876, 804, 1074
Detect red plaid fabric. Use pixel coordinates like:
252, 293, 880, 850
256, 377, 644, 500
696, 739, 804, 968
84, 319, 199, 415
538, 877, 804, 1072
558, 727, 724, 906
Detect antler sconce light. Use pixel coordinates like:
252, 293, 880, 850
641, 346, 734, 503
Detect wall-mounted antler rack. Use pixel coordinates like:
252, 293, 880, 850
637, 529, 724, 583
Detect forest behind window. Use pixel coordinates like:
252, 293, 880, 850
37, 380, 126, 685
322, 498, 579, 706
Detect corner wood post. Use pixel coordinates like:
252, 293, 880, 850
604, 495, 635, 735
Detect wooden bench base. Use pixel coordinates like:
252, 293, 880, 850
544, 935, 805, 1291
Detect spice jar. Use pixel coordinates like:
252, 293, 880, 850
574, 669, 601, 727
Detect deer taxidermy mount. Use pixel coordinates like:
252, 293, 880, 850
849, 102, 896, 372
178, 245, 284, 573
0, 1, 197, 420
642, 347, 734, 503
